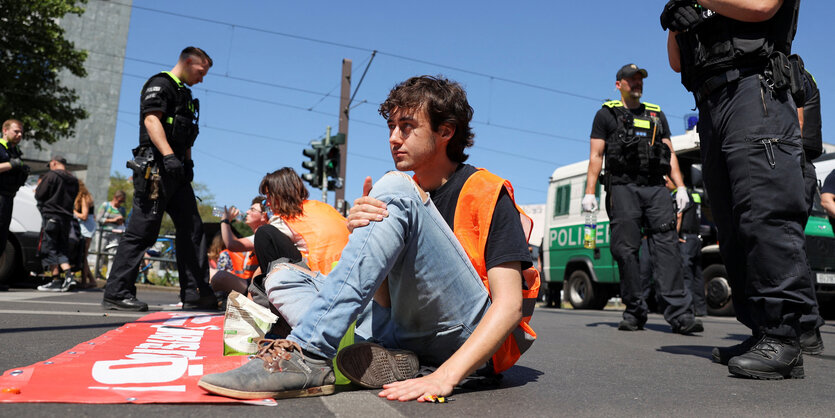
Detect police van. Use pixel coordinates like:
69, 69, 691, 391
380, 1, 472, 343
542, 129, 835, 315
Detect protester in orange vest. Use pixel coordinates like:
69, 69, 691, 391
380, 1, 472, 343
209, 196, 268, 294
200, 75, 538, 402
252, 167, 349, 277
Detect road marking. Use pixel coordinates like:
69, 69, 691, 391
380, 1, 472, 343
321, 390, 405, 417
0, 309, 148, 318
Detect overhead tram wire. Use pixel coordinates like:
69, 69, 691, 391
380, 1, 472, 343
103, 0, 622, 107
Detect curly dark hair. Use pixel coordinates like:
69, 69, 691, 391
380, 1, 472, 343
379, 75, 474, 163
258, 167, 308, 220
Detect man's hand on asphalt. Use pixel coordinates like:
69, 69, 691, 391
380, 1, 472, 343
378, 372, 454, 402
346, 176, 388, 233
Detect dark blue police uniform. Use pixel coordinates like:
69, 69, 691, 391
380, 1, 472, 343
104, 71, 215, 309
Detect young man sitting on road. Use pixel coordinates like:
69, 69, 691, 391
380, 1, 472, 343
199, 75, 539, 402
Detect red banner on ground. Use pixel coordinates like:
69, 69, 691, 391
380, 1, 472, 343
0, 312, 276, 405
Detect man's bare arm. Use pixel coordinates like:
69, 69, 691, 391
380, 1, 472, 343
664, 138, 686, 189
378, 261, 524, 402
586, 139, 606, 195
821, 193, 835, 219
144, 112, 174, 156
697, 0, 783, 22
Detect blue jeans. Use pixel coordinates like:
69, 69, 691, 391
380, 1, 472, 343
266, 172, 491, 365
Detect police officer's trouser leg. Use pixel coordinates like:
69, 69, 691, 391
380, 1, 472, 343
801, 159, 823, 329
697, 74, 822, 338
680, 233, 706, 316
643, 186, 694, 326
0, 194, 13, 256
608, 184, 647, 324
104, 195, 164, 300
639, 237, 657, 308
165, 180, 212, 303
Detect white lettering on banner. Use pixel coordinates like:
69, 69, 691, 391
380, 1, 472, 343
137, 342, 201, 350
90, 314, 215, 388
91, 358, 188, 384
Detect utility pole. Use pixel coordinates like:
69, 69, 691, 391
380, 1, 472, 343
335, 59, 351, 214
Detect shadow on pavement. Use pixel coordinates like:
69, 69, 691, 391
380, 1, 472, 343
656, 344, 714, 359
0, 321, 131, 334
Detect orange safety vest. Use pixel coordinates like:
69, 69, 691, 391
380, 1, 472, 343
222, 249, 259, 280
453, 169, 540, 373
284, 200, 350, 274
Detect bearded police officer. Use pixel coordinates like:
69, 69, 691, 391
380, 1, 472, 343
103, 47, 217, 312
584, 64, 702, 335
664, 0, 820, 379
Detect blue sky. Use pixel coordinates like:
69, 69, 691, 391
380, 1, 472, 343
109, 0, 834, 209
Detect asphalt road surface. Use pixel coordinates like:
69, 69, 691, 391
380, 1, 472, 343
1, 286, 834, 417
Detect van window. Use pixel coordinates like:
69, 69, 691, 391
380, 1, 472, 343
553, 184, 570, 216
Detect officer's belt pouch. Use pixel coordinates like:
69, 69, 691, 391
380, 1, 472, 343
171, 115, 198, 147
767, 52, 794, 92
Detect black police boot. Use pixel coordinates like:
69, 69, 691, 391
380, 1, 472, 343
727, 335, 804, 380
800, 328, 824, 356
712, 334, 759, 365
672, 317, 704, 335
102, 296, 149, 312
618, 318, 644, 331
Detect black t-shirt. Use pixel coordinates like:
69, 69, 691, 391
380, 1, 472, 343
429, 164, 532, 271
590, 103, 671, 141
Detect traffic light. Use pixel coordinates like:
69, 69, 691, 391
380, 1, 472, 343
323, 133, 345, 190
301, 140, 323, 187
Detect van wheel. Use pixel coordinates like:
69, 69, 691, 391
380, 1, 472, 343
0, 240, 18, 286
566, 270, 606, 310
704, 264, 735, 317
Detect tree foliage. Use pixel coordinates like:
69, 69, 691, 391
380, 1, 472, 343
0, 0, 89, 147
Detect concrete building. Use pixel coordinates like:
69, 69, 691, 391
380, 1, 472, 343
19, 0, 132, 204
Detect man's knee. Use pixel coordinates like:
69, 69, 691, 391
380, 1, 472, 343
370, 171, 428, 202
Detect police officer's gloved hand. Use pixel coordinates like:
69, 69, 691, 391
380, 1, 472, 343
163, 154, 184, 180
660, 0, 702, 32
675, 186, 690, 212
8, 158, 22, 169
185, 159, 194, 183
582, 194, 598, 212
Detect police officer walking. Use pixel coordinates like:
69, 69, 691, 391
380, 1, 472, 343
102, 46, 216, 312
0, 119, 29, 290
663, 0, 820, 379
584, 64, 703, 334
677, 187, 706, 317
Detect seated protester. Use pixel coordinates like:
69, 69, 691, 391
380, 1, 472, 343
252, 167, 349, 275
210, 197, 269, 294
200, 75, 539, 402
